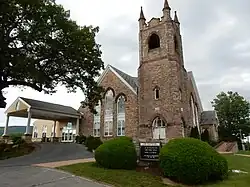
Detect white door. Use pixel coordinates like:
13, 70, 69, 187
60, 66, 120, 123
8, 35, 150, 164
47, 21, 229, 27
61, 129, 74, 143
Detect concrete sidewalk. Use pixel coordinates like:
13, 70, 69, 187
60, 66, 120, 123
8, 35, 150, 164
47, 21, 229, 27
33, 158, 95, 168
0, 165, 110, 187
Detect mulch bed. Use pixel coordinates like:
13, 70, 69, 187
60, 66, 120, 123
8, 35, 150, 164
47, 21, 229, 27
136, 161, 163, 176
0, 143, 35, 160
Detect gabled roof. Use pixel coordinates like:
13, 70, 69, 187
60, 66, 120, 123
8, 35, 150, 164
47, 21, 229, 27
97, 64, 138, 94
110, 65, 138, 90
200, 110, 218, 125
19, 97, 80, 116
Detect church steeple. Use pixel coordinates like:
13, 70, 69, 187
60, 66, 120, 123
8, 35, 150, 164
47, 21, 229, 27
174, 11, 180, 24
162, 0, 171, 20
163, 0, 171, 11
139, 6, 145, 21
138, 6, 146, 29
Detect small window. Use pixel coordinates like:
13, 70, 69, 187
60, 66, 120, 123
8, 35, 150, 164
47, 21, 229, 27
179, 89, 182, 100
174, 35, 179, 53
148, 33, 160, 50
154, 88, 160, 100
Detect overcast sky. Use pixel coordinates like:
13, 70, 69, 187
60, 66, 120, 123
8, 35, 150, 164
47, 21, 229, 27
1, 0, 250, 127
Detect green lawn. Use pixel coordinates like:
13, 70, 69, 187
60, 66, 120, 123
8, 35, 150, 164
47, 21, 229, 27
58, 154, 250, 187
59, 162, 171, 187
237, 150, 250, 155
199, 154, 250, 187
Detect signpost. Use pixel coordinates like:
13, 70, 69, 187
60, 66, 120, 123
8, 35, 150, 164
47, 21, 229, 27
139, 142, 160, 161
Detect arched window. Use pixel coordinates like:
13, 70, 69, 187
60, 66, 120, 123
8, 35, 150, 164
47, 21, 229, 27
148, 33, 160, 50
152, 117, 166, 139
179, 88, 182, 100
190, 95, 196, 126
117, 96, 125, 136
181, 118, 185, 137
93, 100, 101, 137
154, 86, 160, 100
174, 35, 179, 53
33, 126, 38, 138
42, 125, 47, 138
195, 104, 200, 133
104, 90, 114, 136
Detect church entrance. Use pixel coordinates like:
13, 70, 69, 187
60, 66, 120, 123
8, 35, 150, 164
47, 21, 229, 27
152, 117, 166, 140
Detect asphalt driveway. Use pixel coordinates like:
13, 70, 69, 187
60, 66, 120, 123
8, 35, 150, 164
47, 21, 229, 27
0, 143, 108, 187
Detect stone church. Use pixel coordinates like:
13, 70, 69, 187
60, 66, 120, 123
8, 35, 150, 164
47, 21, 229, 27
79, 0, 219, 142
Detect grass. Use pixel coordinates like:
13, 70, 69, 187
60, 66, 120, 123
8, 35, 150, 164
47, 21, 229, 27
59, 162, 171, 187
0, 143, 35, 160
58, 154, 250, 187
195, 154, 250, 187
237, 150, 250, 155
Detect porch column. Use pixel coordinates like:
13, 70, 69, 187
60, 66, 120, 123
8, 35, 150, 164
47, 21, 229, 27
25, 109, 32, 135
53, 120, 56, 137
3, 115, 10, 136
76, 118, 80, 136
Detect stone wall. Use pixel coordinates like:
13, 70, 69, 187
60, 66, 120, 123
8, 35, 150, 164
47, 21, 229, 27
79, 69, 138, 140
138, 11, 196, 140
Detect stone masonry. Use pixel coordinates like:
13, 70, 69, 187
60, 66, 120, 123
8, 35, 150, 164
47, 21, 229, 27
78, 0, 219, 142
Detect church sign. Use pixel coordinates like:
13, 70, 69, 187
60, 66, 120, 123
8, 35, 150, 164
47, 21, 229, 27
139, 142, 160, 161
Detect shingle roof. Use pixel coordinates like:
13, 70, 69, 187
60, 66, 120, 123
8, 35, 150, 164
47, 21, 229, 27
200, 110, 218, 125
110, 65, 138, 91
20, 97, 80, 116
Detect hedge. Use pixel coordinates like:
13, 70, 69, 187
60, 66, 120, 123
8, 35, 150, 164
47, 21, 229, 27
159, 138, 228, 185
85, 136, 102, 152
94, 137, 137, 170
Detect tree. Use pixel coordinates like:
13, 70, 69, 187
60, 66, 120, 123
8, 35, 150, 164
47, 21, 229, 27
0, 0, 104, 112
211, 91, 250, 141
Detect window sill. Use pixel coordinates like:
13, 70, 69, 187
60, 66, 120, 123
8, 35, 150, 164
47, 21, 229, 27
117, 135, 125, 137
104, 135, 113, 137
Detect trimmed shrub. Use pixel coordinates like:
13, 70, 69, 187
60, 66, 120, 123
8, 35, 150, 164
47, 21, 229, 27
95, 137, 137, 170
201, 129, 210, 142
209, 140, 219, 147
190, 126, 200, 139
85, 136, 102, 152
159, 138, 228, 185
0, 143, 8, 152
117, 136, 133, 142
11, 134, 25, 145
75, 135, 86, 144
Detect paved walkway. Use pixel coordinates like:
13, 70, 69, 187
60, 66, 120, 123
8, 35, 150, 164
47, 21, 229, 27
0, 143, 94, 167
0, 143, 109, 187
1, 165, 109, 187
234, 153, 250, 157
33, 158, 95, 168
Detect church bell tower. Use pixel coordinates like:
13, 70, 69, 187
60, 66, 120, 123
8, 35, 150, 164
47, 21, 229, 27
138, 0, 186, 140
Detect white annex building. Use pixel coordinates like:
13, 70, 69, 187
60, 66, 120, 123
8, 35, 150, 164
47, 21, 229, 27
2, 97, 81, 142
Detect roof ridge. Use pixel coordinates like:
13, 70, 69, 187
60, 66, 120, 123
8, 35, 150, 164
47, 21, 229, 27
20, 97, 77, 110
109, 65, 136, 79
109, 65, 138, 92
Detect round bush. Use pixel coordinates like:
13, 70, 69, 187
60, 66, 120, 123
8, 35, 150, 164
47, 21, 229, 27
94, 137, 137, 170
159, 138, 228, 185
85, 136, 102, 152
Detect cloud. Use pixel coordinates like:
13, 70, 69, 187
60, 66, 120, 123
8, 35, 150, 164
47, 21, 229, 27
1, 0, 250, 127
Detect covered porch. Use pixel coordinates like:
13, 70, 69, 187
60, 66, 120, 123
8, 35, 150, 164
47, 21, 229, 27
2, 97, 81, 142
